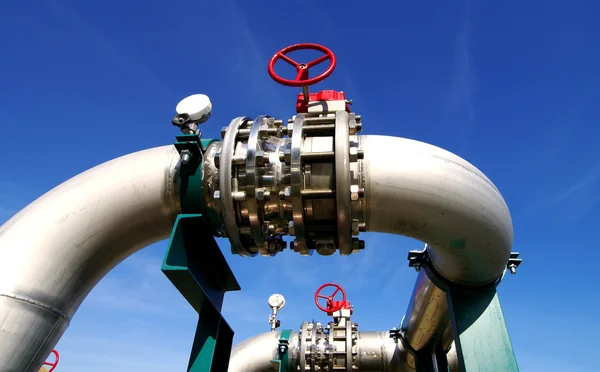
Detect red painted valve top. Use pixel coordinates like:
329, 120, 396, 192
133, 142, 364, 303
268, 43, 351, 114
314, 283, 353, 316
43, 350, 60, 372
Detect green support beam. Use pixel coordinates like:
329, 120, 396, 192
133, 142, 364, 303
162, 214, 240, 372
270, 329, 292, 372
174, 135, 217, 214
447, 287, 520, 372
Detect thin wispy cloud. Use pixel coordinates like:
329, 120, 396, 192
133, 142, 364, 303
447, 0, 476, 151
523, 165, 600, 222
226, 0, 291, 116
26, 0, 178, 99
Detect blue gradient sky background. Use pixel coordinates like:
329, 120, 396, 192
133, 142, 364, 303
1, 1, 599, 371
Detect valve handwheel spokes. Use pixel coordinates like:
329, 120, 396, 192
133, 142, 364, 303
268, 43, 337, 87
314, 283, 346, 313
43, 350, 60, 372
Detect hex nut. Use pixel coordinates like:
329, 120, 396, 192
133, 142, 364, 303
259, 123, 270, 138
350, 184, 359, 201
349, 147, 358, 162
349, 119, 358, 135
256, 150, 266, 166
283, 149, 292, 164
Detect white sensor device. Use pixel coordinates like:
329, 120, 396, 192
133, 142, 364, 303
176, 94, 212, 123
268, 294, 286, 310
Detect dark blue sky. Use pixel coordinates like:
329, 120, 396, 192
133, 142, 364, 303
1, 0, 599, 371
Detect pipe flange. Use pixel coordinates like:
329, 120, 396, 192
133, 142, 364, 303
299, 321, 310, 371
290, 114, 311, 255
219, 116, 254, 256
246, 115, 268, 254
335, 111, 352, 255
345, 321, 353, 370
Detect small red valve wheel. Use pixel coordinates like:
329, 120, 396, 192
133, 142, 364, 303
314, 283, 346, 313
43, 350, 59, 372
268, 43, 337, 87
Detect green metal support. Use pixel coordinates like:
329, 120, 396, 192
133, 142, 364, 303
447, 287, 520, 372
174, 135, 217, 214
162, 214, 241, 372
270, 329, 292, 372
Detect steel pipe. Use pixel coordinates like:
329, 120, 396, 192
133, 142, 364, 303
0, 145, 181, 372
361, 135, 512, 360
398, 271, 452, 369
0, 132, 512, 371
361, 135, 513, 287
228, 331, 286, 372
228, 331, 410, 372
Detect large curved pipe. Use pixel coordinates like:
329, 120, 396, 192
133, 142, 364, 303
362, 135, 513, 287
0, 146, 181, 372
361, 135, 512, 360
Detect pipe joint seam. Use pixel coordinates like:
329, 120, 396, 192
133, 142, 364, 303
0, 293, 70, 322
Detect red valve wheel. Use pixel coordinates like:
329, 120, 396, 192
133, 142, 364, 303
268, 43, 337, 87
314, 283, 346, 313
43, 350, 59, 372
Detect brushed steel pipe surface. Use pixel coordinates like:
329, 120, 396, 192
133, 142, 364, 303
400, 271, 450, 355
228, 331, 285, 372
361, 135, 513, 286
0, 145, 181, 372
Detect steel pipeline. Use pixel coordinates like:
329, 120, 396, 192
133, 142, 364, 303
0, 134, 511, 371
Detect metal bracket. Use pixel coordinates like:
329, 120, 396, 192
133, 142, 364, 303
389, 327, 401, 344
507, 252, 522, 274
161, 214, 241, 372
407, 248, 428, 272
174, 135, 217, 214
270, 329, 292, 372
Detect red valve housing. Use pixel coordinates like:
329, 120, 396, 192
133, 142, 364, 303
296, 90, 351, 114
325, 299, 353, 316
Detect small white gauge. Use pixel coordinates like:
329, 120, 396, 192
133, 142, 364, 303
176, 94, 212, 123
268, 293, 286, 310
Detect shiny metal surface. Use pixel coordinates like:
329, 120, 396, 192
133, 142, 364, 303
447, 342, 459, 372
229, 330, 414, 372
219, 116, 252, 256
401, 271, 449, 352
290, 113, 309, 255
206, 112, 365, 257
246, 115, 267, 254
209, 130, 512, 284
361, 135, 513, 286
228, 331, 288, 372
335, 110, 352, 255
356, 331, 410, 372
0, 145, 181, 372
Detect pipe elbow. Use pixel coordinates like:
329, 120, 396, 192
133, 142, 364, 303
361, 135, 513, 286
228, 331, 282, 372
